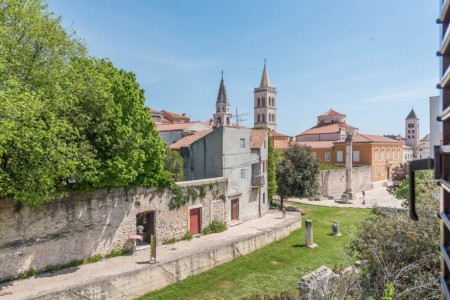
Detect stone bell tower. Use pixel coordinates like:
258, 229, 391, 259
213, 71, 232, 127
254, 61, 277, 131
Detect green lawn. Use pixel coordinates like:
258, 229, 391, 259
139, 203, 371, 300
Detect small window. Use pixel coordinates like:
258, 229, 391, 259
375, 167, 378, 177
263, 192, 266, 204
412, 130, 415, 133
337, 151, 343, 162
381, 149, 384, 160
412, 135, 415, 138
374, 148, 378, 161
325, 152, 330, 161
240, 138, 245, 148
353, 151, 360, 162
408, 135, 410, 139
312, 152, 317, 159
241, 168, 246, 178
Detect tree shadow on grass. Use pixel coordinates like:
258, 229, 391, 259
291, 244, 307, 248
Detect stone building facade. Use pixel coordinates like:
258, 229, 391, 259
0, 178, 228, 281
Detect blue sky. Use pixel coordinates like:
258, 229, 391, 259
47, 0, 439, 137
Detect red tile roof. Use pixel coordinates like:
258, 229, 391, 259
274, 141, 334, 150
297, 123, 357, 136
157, 122, 204, 132
170, 130, 212, 150
250, 129, 269, 150
150, 109, 161, 114
335, 134, 404, 144
162, 110, 189, 119
319, 109, 345, 117
270, 131, 289, 137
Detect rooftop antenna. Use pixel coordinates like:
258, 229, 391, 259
235, 108, 249, 126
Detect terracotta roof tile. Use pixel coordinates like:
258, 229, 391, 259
270, 131, 289, 137
274, 141, 334, 150
335, 134, 404, 144
297, 122, 357, 136
170, 130, 212, 150
250, 129, 269, 150
319, 109, 345, 117
162, 110, 189, 119
157, 122, 203, 132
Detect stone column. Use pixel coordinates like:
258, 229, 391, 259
342, 133, 356, 201
305, 220, 318, 248
332, 221, 342, 236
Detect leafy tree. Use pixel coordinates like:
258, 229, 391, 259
267, 136, 278, 205
164, 147, 185, 182
0, 0, 170, 207
276, 144, 319, 207
387, 162, 409, 196
349, 172, 440, 299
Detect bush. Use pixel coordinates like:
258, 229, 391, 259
162, 237, 177, 245
181, 231, 193, 241
202, 220, 227, 235
106, 248, 132, 258
86, 254, 102, 263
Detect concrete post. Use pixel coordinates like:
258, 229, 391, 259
305, 220, 318, 248
332, 221, 342, 236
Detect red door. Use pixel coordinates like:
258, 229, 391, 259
190, 208, 201, 234
231, 199, 239, 221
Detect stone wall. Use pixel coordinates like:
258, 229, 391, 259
318, 166, 372, 198
0, 177, 227, 281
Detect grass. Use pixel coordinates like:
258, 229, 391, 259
139, 203, 371, 300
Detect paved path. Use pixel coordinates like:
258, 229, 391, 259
288, 187, 403, 209
0, 210, 301, 300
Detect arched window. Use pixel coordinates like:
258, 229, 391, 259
262, 114, 265, 122
262, 97, 266, 106
257, 98, 260, 107
217, 117, 221, 124
269, 113, 272, 122
270, 97, 273, 106
273, 114, 276, 122
227, 117, 230, 125
273, 98, 276, 106
222, 107, 225, 111
257, 114, 260, 123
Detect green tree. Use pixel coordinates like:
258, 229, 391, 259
387, 162, 409, 196
164, 147, 185, 182
267, 136, 278, 205
276, 144, 319, 207
0, 0, 169, 207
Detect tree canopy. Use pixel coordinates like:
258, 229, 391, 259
276, 144, 319, 206
0, 0, 170, 207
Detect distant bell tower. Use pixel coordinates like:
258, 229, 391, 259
213, 71, 232, 127
405, 108, 420, 157
254, 60, 277, 131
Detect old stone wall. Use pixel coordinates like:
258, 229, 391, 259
319, 166, 372, 197
0, 177, 227, 281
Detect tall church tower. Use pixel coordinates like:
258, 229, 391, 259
213, 72, 232, 127
405, 108, 420, 157
254, 61, 277, 131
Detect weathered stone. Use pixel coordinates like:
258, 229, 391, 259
332, 221, 342, 236
297, 266, 334, 299
305, 220, 317, 248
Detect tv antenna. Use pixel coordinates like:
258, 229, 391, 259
235, 108, 249, 126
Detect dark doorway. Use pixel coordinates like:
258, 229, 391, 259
190, 208, 201, 234
136, 211, 155, 244
231, 199, 239, 221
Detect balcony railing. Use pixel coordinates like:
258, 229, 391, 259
440, 0, 450, 23
252, 175, 265, 187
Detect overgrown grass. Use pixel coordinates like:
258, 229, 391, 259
202, 220, 227, 235
139, 203, 371, 300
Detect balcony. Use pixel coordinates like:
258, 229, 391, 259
439, 65, 450, 89
440, 0, 450, 23
441, 21, 450, 55
252, 175, 265, 187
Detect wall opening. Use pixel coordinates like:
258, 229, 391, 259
136, 211, 155, 244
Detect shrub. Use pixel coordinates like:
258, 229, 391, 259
181, 231, 193, 241
202, 220, 227, 235
106, 248, 132, 258
199, 185, 207, 198
162, 237, 177, 245
86, 254, 102, 263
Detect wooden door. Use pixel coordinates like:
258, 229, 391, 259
190, 208, 201, 235
231, 199, 239, 221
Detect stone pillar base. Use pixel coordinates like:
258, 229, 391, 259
306, 243, 318, 248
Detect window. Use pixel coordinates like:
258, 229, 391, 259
408, 130, 410, 133
325, 152, 330, 161
263, 192, 266, 204
240, 138, 245, 148
408, 135, 410, 139
258, 98, 260, 107
398, 148, 401, 159
337, 151, 343, 162
375, 167, 378, 177
374, 148, 378, 161
408, 124, 414, 128
381, 167, 384, 176
412, 130, 415, 133
262, 97, 266, 106
241, 168, 246, 178
312, 152, 317, 159
381, 148, 384, 160
353, 151, 360, 162
257, 114, 260, 123
412, 135, 415, 138
262, 160, 265, 173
